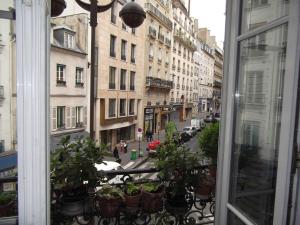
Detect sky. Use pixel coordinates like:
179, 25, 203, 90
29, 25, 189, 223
189, 0, 226, 48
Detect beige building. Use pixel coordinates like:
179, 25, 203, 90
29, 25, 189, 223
93, 0, 145, 149
169, 0, 197, 127
213, 46, 223, 113
50, 14, 89, 146
142, 0, 173, 134
196, 29, 215, 113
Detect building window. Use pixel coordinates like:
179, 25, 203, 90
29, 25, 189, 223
131, 44, 136, 63
110, 1, 116, 24
149, 43, 154, 60
109, 66, 116, 89
75, 67, 84, 87
129, 99, 135, 115
75, 106, 83, 127
64, 32, 74, 48
110, 35, 116, 57
108, 99, 116, 117
120, 69, 126, 90
130, 71, 135, 91
57, 106, 65, 129
121, 39, 127, 60
119, 99, 126, 116
56, 64, 66, 86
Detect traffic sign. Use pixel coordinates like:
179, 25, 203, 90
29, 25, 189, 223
137, 133, 143, 138
137, 128, 143, 133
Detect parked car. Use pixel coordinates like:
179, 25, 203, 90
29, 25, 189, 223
204, 114, 217, 123
191, 118, 201, 131
95, 161, 125, 185
180, 132, 191, 142
182, 126, 197, 137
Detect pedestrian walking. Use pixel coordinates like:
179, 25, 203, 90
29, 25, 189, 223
146, 129, 151, 142
113, 145, 119, 160
149, 131, 153, 142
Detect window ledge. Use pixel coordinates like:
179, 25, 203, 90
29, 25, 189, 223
51, 127, 86, 136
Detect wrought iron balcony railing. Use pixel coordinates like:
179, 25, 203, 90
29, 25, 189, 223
165, 37, 171, 47
158, 33, 165, 43
146, 76, 173, 90
145, 3, 173, 30
148, 26, 157, 39
172, 64, 176, 70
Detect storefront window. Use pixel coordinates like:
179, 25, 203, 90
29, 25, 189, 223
229, 24, 287, 225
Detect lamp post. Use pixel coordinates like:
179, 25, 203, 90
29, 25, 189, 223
74, 0, 145, 139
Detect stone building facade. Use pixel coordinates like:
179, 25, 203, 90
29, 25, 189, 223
142, 0, 173, 134
50, 14, 89, 147
169, 0, 197, 128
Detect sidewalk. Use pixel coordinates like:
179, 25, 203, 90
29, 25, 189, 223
104, 119, 192, 169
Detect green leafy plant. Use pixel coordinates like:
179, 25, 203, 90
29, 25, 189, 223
165, 121, 179, 142
198, 122, 219, 166
125, 182, 141, 196
155, 141, 199, 196
0, 191, 16, 205
97, 184, 124, 199
142, 182, 161, 193
50, 135, 109, 191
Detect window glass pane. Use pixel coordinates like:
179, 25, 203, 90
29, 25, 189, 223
240, 0, 289, 34
228, 211, 247, 225
229, 24, 287, 225
0, 1, 17, 220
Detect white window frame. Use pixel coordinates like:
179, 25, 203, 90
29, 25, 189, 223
64, 32, 74, 49
215, 0, 300, 225
16, 1, 50, 224
75, 67, 83, 85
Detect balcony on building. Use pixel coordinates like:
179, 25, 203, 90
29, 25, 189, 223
172, 64, 176, 70
75, 82, 84, 88
146, 76, 173, 90
148, 26, 157, 39
145, 3, 173, 30
173, 47, 176, 53
176, 83, 180, 89
177, 66, 181, 72
182, 69, 185, 74
182, 85, 185, 90
165, 37, 171, 47
56, 79, 66, 86
158, 33, 164, 44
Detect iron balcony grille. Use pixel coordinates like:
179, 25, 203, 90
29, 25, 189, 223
109, 83, 116, 89
75, 82, 84, 87
145, 3, 173, 30
165, 38, 171, 47
120, 84, 126, 90
56, 80, 66, 86
146, 76, 173, 90
158, 33, 165, 43
148, 26, 157, 39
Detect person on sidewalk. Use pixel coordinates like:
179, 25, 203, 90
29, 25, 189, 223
149, 131, 153, 142
146, 129, 151, 142
113, 145, 119, 161
120, 140, 125, 153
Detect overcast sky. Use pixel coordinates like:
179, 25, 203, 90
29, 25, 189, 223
190, 0, 226, 48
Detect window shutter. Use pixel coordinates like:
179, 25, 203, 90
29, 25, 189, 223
71, 107, 76, 128
66, 107, 71, 128
83, 107, 87, 126
52, 107, 57, 130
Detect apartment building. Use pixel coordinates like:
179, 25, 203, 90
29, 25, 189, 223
196, 30, 215, 113
193, 51, 200, 117
93, 0, 145, 149
213, 46, 223, 113
142, 0, 173, 134
50, 14, 89, 148
170, 0, 197, 127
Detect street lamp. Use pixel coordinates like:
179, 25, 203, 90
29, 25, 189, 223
74, 0, 146, 138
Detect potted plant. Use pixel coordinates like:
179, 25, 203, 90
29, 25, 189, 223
0, 191, 16, 217
198, 122, 219, 178
140, 182, 164, 212
95, 184, 124, 217
155, 141, 199, 210
50, 135, 108, 217
124, 182, 141, 209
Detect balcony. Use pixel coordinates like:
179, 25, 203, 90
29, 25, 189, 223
173, 47, 176, 53
0, 85, 4, 100
172, 64, 176, 70
174, 29, 197, 51
177, 67, 181, 72
148, 26, 157, 39
176, 84, 180, 89
165, 37, 171, 47
182, 85, 185, 90
145, 3, 173, 30
56, 80, 66, 86
158, 33, 165, 43
75, 82, 84, 88
146, 76, 173, 90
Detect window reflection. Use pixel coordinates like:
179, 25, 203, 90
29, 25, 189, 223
229, 24, 287, 225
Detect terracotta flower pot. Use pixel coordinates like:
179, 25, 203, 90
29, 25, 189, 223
96, 197, 123, 218
125, 192, 141, 208
141, 189, 164, 212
